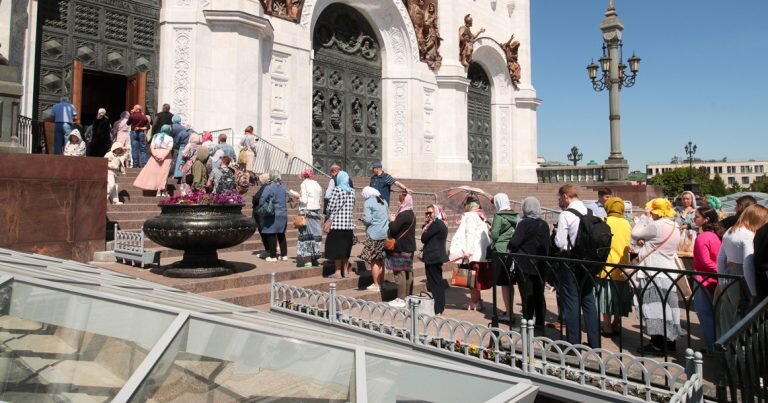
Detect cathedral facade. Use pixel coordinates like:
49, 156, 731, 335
13, 0, 539, 181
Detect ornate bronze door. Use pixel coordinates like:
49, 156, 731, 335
311, 4, 382, 177
467, 63, 492, 181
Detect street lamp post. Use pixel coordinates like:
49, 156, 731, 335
567, 146, 583, 166
586, 2, 640, 183
684, 141, 699, 193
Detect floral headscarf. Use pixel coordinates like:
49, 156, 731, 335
300, 168, 314, 179
646, 198, 676, 218
202, 131, 213, 143
604, 196, 625, 218
431, 204, 447, 222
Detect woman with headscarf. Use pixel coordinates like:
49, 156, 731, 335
675, 191, 698, 230
63, 129, 86, 156
260, 170, 289, 262
201, 131, 215, 152
508, 197, 550, 326
88, 108, 112, 157
133, 124, 174, 196
178, 132, 201, 195
632, 198, 686, 356
450, 196, 493, 311
298, 169, 324, 267
239, 125, 260, 175
598, 197, 633, 337
169, 114, 187, 180
325, 171, 356, 278
359, 187, 389, 291
190, 146, 209, 193
112, 111, 132, 166
388, 193, 417, 300
252, 172, 272, 258
421, 204, 449, 315
105, 142, 127, 205
489, 193, 520, 322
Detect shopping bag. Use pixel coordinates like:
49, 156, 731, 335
406, 292, 435, 317
451, 260, 478, 289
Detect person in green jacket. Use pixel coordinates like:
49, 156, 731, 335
191, 146, 210, 192
490, 193, 520, 323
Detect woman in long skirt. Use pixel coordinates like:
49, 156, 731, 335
297, 169, 323, 267
133, 125, 174, 196
324, 171, 356, 279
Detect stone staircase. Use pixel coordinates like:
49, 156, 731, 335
99, 168, 599, 307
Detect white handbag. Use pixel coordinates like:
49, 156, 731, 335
406, 292, 435, 317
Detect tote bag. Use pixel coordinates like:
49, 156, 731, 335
406, 292, 435, 317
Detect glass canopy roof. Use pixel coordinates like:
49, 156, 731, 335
0, 248, 537, 402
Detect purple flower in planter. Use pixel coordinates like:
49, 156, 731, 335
160, 190, 244, 206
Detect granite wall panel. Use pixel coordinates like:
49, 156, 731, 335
0, 154, 107, 262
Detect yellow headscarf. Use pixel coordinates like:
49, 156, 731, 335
646, 198, 676, 218
604, 197, 624, 218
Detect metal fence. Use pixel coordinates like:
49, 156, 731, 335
16, 115, 44, 153
713, 295, 768, 402
269, 274, 704, 402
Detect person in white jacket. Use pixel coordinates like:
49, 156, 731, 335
449, 197, 492, 311
297, 168, 324, 267
63, 129, 86, 156
104, 142, 127, 205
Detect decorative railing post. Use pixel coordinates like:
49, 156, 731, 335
328, 283, 337, 323
269, 273, 276, 308
409, 298, 420, 344
521, 319, 530, 373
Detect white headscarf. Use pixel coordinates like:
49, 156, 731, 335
361, 186, 380, 200
493, 193, 511, 211
96, 108, 107, 120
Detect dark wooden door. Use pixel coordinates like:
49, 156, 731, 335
311, 4, 382, 177
126, 71, 147, 111
65, 59, 83, 123
467, 63, 492, 181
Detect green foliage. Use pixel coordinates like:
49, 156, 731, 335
648, 167, 713, 197
729, 182, 743, 193
710, 174, 729, 197
751, 175, 768, 193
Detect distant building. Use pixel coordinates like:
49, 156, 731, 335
646, 159, 768, 187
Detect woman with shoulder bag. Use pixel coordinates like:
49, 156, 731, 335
259, 170, 288, 262
388, 193, 417, 300
360, 187, 389, 291
297, 169, 323, 267
450, 196, 493, 311
421, 204, 449, 315
489, 193, 520, 322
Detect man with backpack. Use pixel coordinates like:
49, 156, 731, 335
553, 184, 606, 348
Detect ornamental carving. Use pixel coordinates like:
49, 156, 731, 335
458, 14, 485, 67
316, 25, 379, 61
501, 35, 522, 88
259, 0, 304, 23
403, 0, 442, 71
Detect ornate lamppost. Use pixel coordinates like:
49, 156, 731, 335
567, 146, 583, 166
684, 140, 699, 193
586, 1, 640, 183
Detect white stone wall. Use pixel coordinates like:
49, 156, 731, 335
157, 0, 540, 182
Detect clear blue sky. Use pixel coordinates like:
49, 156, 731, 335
530, 0, 768, 172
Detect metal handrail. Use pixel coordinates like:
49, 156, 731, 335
715, 296, 768, 349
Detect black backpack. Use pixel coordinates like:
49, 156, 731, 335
567, 208, 612, 263
216, 167, 236, 193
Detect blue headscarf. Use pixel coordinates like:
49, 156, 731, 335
336, 171, 352, 193
172, 114, 182, 124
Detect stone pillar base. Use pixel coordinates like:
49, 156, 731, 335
603, 157, 630, 184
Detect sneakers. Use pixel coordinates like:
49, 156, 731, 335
265, 257, 277, 262
388, 298, 407, 308
366, 284, 381, 292
303, 262, 313, 268
279, 256, 288, 261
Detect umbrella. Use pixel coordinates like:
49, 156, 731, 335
436, 186, 495, 215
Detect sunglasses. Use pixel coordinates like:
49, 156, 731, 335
425, 211, 433, 215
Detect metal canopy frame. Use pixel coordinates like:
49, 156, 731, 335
0, 248, 536, 402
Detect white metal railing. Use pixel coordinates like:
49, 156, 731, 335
269, 275, 704, 402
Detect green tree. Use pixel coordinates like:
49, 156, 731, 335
729, 182, 743, 193
648, 167, 713, 197
710, 174, 729, 196
751, 175, 768, 193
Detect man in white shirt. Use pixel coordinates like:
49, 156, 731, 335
553, 184, 600, 348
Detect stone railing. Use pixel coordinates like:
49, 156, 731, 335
537, 165, 606, 184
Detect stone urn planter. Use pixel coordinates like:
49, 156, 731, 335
143, 203, 256, 278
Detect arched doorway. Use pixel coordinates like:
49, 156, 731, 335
311, 4, 382, 177
467, 62, 492, 181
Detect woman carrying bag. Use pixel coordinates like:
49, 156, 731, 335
450, 196, 493, 311
387, 193, 417, 300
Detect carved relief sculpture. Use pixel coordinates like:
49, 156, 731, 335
259, 0, 305, 23
351, 98, 362, 131
312, 90, 324, 126
458, 14, 485, 67
403, 0, 442, 71
329, 93, 342, 129
501, 34, 522, 88
367, 101, 378, 134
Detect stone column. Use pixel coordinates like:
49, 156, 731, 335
0, 62, 24, 153
433, 72, 472, 181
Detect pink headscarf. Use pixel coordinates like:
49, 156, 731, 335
300, 168, 314, 179
398, 194, 414, 213
202, 131, 213, 143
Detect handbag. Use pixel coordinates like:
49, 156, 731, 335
451, 259, 478, 289
386, 251, 414, 271
674, 255, 693, 298
385, 217, 414, 251
322, 218, 332, 234
294, 215, 307, 229
256, 195, 274, 216
406, 291, 435, 317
